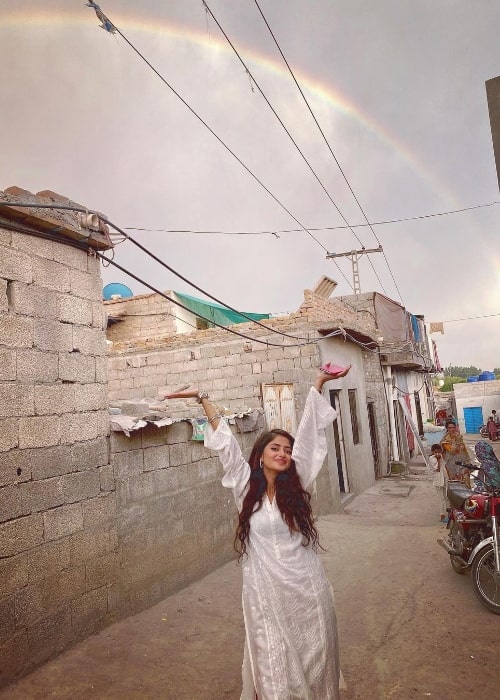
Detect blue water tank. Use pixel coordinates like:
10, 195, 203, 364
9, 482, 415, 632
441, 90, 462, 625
478, 371, 495, 381
103, 283, 133, 301
467, 376, 479, 382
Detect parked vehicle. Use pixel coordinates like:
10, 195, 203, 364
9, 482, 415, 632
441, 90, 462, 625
479, 423, 500, 440
438, 441, 500, 614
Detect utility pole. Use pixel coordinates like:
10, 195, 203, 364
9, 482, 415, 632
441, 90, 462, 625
326, 245, 383, 295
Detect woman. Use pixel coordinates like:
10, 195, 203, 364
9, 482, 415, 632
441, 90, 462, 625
440, 420, 471, 484
487, 416, 498, 441
164, 366, 349, 699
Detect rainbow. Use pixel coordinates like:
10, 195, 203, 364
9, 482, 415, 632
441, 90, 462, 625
1, 5, 458, 205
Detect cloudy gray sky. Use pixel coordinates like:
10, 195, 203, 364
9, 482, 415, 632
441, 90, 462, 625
2, 0, 500, 369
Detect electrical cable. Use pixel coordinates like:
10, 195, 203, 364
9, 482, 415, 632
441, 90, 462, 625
99, 251, 380, 350
123, 200, 500, 235
252, 0, 404, 303
0, 200, 381, 350
202, 4, 365, 251
202, 1, 387, 293
0, 200, 319, 342
440, 313, 500, 323
85, 3, 355, 290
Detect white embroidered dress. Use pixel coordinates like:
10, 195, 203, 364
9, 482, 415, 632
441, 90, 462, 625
205, 387, 340, 700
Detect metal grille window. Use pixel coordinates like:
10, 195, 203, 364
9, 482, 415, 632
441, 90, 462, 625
348, 389, 360, 444
262, 384, 297, 434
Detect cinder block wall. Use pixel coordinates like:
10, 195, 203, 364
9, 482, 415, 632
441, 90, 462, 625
109, 421, 258, 617
107, 329, 341, 517
0, 225, 112, 686
105, 291, 177, 344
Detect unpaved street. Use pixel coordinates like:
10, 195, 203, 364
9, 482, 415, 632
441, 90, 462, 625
2, 457, 498, 700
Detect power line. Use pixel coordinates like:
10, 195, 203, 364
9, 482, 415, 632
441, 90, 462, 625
202, 4, 362, 247
1, 200, 377, 347
203, 0, 387, 294
122, 199, 500, 235
0, 200, 311, 341
84, 3, 355, 290
252, 0, 404, 304
440, 312, 500, 323
102, 251, 377, 350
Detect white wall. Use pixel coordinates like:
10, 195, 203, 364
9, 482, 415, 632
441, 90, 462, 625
320, 338, 376, 494
453, 380, 500, 432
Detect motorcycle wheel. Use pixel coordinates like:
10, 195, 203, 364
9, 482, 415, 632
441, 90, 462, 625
471, 545, 500, 614
449, 522, 468, 574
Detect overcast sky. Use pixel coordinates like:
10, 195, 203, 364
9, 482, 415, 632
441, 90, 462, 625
2, 1, 500, 370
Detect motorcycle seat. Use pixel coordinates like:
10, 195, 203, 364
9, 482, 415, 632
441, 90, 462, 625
447, 480, 473, 508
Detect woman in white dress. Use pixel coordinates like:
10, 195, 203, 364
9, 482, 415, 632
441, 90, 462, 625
164, 366, 348, 699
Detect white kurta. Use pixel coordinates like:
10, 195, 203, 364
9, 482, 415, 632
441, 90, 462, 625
205, 387, 340, 700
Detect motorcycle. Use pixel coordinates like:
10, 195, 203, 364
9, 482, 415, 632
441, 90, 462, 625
437, 441, 500, 614
479, 422, 500, 440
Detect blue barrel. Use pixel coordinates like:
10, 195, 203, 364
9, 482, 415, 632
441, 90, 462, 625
478, 371, 495, 381
467, 376, 479, 382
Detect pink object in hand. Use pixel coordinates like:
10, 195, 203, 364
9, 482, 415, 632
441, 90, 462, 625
320, 363, 349, 376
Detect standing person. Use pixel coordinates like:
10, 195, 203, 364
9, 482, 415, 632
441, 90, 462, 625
440, 420, 471, 485
429, 444, 448, 522
487, 415, 498, 441
492, 409, 499, 425
164, 365, 350, 700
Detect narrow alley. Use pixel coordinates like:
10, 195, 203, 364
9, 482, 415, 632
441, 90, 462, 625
1, 456, 497, 700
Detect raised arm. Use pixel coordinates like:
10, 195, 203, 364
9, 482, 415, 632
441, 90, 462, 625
163, 386, 250, 502
292, 365, 350, 490
163, 385, 221, 429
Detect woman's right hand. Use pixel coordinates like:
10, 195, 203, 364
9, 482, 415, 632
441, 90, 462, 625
163, 385, 200, 400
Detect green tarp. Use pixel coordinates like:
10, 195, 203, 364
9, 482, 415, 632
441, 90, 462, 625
175, 291, 269, 328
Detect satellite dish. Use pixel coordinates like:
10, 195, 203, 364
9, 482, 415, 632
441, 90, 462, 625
103, 283, 133, 301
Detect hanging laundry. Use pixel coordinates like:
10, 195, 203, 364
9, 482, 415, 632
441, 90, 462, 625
429, 321, 444, 334
190, 417, 208, 441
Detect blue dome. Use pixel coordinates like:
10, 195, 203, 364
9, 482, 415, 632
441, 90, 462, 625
103, 283, 133, 301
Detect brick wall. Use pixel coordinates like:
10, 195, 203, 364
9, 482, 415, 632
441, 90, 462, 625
0, 216, 113, 686
105, 291, 177, 344
109, 421, 258, 617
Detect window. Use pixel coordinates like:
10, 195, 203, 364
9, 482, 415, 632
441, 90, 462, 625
348, 389, 360, 444
262, 384, 297, 434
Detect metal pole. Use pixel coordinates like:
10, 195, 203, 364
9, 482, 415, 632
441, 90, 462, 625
326, 245, 383, 295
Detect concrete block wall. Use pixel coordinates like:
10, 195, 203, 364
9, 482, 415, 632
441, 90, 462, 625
108, 331, 322, 409
109, 421, 258, 618
105, 292, 177, 344
107, 320, 362, 515
0, 223, 113, 687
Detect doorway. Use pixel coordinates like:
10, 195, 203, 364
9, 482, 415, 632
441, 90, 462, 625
367, 401, 380, 478
393, 400, 410, 466
329, 390, 349, 493
414, 391, 424, 436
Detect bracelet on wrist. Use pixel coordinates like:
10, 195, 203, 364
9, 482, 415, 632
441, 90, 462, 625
197, 391, 209, 403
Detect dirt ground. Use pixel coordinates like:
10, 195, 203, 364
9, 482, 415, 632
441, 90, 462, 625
2, 451, 498, 700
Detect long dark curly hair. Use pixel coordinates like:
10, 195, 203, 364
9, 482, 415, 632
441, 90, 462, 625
234, 429, 321, 560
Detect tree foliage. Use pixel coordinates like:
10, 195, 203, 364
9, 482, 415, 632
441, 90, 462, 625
446, 366, 482, 379
439, 376, 466, 392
